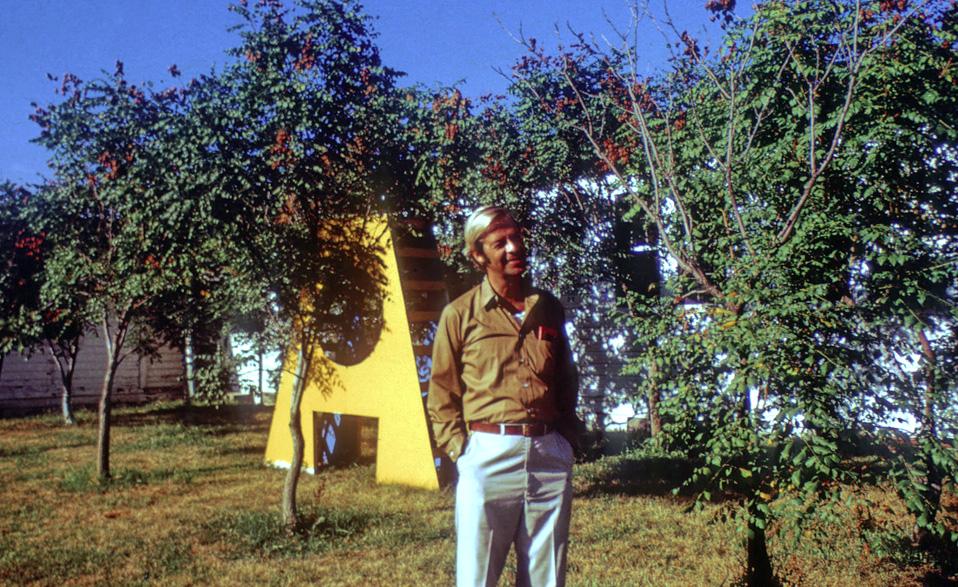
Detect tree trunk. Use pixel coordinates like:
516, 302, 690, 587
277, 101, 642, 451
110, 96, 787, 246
746, 509, 775, 586
282, 346, 309, 532
60, 366, 76, 426
648, 363, 662, 437
97, 358, 117, 481
183, 332, 195, 405
739, 355, 773, 585
739, 366, 752, 421
48, 341, 78, 426
917, 329, 937, 437
648, 391, 662, 437
592, 405, 606, 449
914, 329, 943, 546
97, 319, 124, 482
257, 347, 264, 405
222, 331, 240, 395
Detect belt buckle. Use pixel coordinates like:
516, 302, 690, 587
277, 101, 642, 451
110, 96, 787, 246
521, 423, 532, 437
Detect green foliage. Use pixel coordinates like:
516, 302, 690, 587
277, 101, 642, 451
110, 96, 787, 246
403, 79, 633, 294
19, 0, 409, 478
5, 0, 955, 578
892, 435, 958, 542
501, 0, 958, 580
26, 62, 214, 446
191, 0, 397, 354
32, 67, 186, 329
192, 350, 240, 404
185, 0, 411, 527
0, 183, 44, 356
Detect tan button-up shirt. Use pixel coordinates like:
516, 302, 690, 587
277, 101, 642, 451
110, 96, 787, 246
427, 278, 579, 462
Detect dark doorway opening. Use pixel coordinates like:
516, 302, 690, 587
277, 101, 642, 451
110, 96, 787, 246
314, 412, 378, 467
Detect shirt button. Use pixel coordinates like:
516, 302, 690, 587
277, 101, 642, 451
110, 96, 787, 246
522, 382, 530, 389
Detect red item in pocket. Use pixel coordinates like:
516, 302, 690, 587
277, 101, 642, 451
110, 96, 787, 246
537, 325, 558, 341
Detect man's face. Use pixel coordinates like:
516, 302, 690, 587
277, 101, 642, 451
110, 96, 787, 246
474, 219, 527, 278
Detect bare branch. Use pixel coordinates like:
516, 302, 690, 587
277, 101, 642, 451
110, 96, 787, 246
724, 72, 756, 257
777, 0, 866, 243
660, 1, 732, 102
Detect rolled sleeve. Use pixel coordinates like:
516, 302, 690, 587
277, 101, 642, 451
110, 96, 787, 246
428, 304, 467, 462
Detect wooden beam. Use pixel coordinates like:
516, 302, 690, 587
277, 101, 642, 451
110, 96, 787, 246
402, 280, 446, 291
412, 344, 433, 355
407, 311, 442, 323
396, 247, 440, 259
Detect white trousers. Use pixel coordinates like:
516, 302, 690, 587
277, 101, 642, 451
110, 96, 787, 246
455, 430, 574, 587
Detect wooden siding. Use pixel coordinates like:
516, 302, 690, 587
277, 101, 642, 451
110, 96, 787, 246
0, 333, 184, 416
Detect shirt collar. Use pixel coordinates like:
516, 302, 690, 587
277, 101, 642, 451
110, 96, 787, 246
480, 277, 499, 311
479, 276, 540, 313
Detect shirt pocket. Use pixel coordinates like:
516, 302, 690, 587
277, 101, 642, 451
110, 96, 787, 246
461, 323, 513, 386
526, 334, 557, 380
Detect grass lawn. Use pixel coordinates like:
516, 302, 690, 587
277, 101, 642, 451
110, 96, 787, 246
0, 402, 953, 586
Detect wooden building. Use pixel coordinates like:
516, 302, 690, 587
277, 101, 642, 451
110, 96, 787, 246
0, 335, 184, 417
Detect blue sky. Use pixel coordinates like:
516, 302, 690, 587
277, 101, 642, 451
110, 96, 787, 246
1, 0, 724, 185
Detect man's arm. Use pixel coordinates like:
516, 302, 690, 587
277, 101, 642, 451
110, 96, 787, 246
427, 304, 467, 462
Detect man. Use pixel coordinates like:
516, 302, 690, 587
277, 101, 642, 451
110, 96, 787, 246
428, 205, 579, 587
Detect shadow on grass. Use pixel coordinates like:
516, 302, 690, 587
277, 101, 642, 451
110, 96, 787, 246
575, 451, 751, 507
214, 444, 268, 457
868, 528, 958, 586
0, 534, 114, 585
916, 533, 958, 586
0, 436, 95, 459
575, 453, 700, 499
203, 505, 371, 559
58, 462, 260, 493
0, 445, 44, 459
112, 403, 272, 432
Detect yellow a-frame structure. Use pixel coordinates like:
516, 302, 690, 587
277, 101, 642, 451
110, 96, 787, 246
264, 218, 448, 489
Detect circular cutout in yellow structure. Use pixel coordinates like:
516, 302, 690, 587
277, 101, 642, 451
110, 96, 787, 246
317, 288, 385, 367
311, 226, 388, 367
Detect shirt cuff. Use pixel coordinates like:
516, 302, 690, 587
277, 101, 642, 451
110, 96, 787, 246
446, 434, 465, 463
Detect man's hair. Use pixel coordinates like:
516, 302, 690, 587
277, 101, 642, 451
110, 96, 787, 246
462, 205, 516, 261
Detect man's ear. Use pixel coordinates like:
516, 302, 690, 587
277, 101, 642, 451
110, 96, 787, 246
470, 249, 488, 270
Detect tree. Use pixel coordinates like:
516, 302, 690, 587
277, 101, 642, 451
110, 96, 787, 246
840, 1, 958, 550
0, 183, 42, 385
131, 67, 264, 408
31, 64, 212, 479
0, 183, 87, 425
508, 0, 957, 582
27, 187, 90, 426
194, 0, 398, 530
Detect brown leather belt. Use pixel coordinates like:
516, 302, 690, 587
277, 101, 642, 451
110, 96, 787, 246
468, 422, 553, 437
